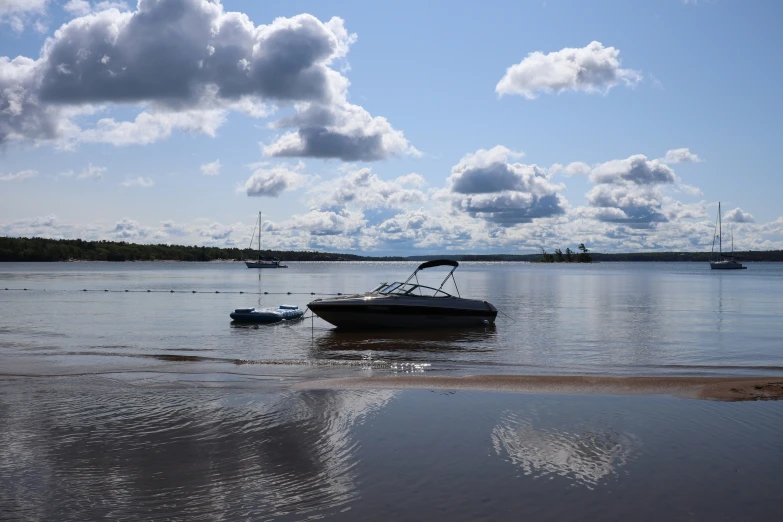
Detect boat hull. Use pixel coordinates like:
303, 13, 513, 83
245, 261, 287, 268
710, 261, 747, 270
230, 306, 303, 322
308, 298, 497, 329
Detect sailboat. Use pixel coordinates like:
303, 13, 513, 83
710, 202, 746, 270
245, 211, 287, 268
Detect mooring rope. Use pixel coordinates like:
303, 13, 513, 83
1, 287, 345, 296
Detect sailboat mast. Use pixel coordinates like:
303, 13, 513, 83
718, 202, 722, 255
258, 211, 261, 262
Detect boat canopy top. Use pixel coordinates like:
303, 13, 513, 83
416, 259, 459, 271
396, 259, 461, 297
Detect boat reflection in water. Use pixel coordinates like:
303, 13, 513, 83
491, 410, 639, 489
311, 325, 498, 363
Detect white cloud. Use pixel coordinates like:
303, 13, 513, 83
723, 207, 755, 223
63, 0, 91, 16
288, 209, 365, 236
113, 218, 151, 240
590, 155, 676, 185
200, 159, 221, 176
308, 168, 426, 212
240, 162, 307, 197
2, 204, 782, 254
1, 0, 413, 156
264, 102, 419, 161
68, 109, 227, 147
64, 0, 128, 16
0, 169, 37, 181
121, 176, 154, 188
448, 145, 567, 224
496, 41, 641, 99
77, 163, 107, 180
550, 162, 591, 177
663, 148, 702, 164
0, 0, 47, 33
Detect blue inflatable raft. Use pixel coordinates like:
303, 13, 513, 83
230, 304, 305, 323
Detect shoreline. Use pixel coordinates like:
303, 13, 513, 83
295, 374, 783, 401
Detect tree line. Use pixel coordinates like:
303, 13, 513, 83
539, 243, 593, 263
0, 237, 395, 262
2, 236, 782, 262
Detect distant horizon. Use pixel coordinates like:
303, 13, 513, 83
2, 235, 781, 261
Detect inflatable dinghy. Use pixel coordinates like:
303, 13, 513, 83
230, 305, 304, 323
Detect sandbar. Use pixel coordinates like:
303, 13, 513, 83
295, 374, 783, 401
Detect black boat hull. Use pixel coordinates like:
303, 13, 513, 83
308, 301, 497, 329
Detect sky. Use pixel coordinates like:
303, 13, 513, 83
1, 0, 782, 255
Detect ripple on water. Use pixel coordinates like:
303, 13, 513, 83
0, 377, 396, 520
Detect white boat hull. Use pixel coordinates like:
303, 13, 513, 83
710, 261, 747, 270
245, 261, 287, 268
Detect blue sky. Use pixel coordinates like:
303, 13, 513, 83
1, 0, 782, 254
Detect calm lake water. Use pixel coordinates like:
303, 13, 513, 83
2, 262, 783, 520
1, 261, 782, 378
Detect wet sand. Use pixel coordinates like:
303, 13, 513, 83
296, 374, 783, 401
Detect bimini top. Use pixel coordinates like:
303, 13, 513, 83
416, 259, 459, 271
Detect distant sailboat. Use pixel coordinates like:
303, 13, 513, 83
245, 211, 287, 269
710, 202, 746, 270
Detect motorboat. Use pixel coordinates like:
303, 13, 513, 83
245, 211, 287, 268
307, 260, 498, 329
710, 202, 747, 270
230, 304, 304, 323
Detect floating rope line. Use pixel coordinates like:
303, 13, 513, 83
1, 287, 345, 296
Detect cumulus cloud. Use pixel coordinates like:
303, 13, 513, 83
121, 176, 154, 188
200, 159, 221, 176
496, 41, 641, 99
113, 218, 152, 239
590, 155, 676, 185
584, 154, 680, 228
240, 162, 307, 197
264, 102, 418, 161
723, 207, 755, 223
1, 0, 413, 157
0, 169, 37, 181
448, 146, 567, 224
663, 148, 702, 164
289, 209, 365, 236
308, 168, 426, 212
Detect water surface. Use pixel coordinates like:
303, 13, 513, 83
1, 261, 782, 379
2, 262, 783, 520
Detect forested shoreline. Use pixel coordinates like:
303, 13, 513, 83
2, 236, 783, 262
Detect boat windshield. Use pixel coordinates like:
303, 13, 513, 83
376, 282, 453, 298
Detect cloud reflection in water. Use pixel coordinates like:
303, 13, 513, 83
491, 410, 639, 489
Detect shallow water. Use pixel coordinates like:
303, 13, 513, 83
2, 262, 783, 520
1, 261, 782, 378
1, 376, 782, 520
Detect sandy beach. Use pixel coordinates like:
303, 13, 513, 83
296, 374, 783, 401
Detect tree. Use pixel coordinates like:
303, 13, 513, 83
540, 248, 555, 263
565, 247, 573, 262
577, 243, 592, 263
555, 248, 564, 263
